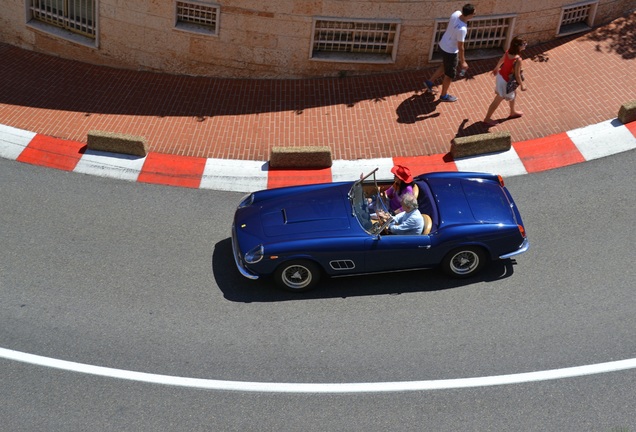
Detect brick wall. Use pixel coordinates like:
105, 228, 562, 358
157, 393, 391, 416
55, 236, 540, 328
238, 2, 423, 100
1, 0, 632, 78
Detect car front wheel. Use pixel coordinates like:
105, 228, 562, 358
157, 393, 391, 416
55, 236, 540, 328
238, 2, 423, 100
274, 260, 321, 292
442, 246, 486, 278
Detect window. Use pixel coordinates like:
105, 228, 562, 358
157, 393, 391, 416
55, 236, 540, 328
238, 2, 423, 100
311, 18, 400, 63
175, 0, 219, 35
429, 14, 516, 61
557, 0, 598, 36
28, 0, 96, 39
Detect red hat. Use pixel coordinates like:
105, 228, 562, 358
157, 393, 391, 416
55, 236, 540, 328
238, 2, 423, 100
391, 165, 413, 183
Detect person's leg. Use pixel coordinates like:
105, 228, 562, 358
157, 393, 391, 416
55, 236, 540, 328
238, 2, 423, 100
440, 75, 452, 97
439, 51, 458, 101
429, 64, 444, 83
484, 95, 504, 124
442, 75, 453, 95
425, 64, 444, 92
508, 97, 523, 118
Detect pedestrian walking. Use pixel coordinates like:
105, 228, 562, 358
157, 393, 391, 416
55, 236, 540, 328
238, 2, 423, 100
483, 37, 528, 126
423, 4, 476, 102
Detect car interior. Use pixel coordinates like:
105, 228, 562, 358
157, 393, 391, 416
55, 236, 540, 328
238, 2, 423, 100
361, 178, 438, 236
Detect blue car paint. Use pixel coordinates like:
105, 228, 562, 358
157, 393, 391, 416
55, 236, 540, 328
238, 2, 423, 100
232, 171, 528, 284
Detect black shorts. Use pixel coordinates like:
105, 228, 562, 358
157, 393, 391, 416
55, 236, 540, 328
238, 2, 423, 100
441, 50, 458, 79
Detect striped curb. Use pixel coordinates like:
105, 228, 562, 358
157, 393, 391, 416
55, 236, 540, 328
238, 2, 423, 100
2, 120, 635, 192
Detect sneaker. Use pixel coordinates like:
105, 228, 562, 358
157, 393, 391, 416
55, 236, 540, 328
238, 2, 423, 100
439, 94, 457, 102
424, 80, 435, 93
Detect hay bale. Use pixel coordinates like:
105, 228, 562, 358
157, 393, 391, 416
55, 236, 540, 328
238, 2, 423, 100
451, 131, 511, 159
87, 130, 148, 157
269, 146, 332, 169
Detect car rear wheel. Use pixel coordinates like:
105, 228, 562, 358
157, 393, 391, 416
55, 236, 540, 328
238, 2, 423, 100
274, 260, 321, 292
442, 246, 486, 278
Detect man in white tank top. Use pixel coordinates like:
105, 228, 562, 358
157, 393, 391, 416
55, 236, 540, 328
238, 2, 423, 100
424, 4, 476, 102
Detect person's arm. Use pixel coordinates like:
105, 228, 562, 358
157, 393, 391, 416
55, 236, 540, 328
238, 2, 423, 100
387, 212, 403, 233
458, 41, 468, 71
492, 54, 506, 75
388, 212, 420, 234
514, 58, 526, 91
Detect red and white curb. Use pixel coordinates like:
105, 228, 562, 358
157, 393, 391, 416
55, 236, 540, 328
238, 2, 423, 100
2, 119, 635, 192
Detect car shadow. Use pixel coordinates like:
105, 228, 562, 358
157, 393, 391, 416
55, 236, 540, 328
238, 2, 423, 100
213, 238, 516, 303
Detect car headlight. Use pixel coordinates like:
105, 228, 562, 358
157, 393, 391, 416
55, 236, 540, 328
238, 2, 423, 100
237, 193, 254, 209
245, 244, 264, 264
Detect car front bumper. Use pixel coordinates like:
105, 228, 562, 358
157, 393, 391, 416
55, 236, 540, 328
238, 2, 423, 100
231, 224, 260, 280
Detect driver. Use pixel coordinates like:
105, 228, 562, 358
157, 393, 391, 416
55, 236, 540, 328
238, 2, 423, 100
377, 194, 424, 235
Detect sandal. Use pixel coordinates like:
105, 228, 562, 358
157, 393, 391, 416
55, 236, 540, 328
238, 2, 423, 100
508, 112, 524, 119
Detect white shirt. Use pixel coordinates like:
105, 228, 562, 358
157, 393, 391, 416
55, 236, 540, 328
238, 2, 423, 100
439, 11, 467, 54
389, 209, 424, 235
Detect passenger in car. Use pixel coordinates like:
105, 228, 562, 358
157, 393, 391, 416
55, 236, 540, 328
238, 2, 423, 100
378, 194, 424, 235
383, 165, 417, 214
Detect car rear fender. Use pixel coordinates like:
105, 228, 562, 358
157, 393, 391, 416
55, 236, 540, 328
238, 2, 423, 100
432, 225, 507, 261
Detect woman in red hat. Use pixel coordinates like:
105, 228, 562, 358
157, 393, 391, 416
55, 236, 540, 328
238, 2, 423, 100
383, 165, 415, 214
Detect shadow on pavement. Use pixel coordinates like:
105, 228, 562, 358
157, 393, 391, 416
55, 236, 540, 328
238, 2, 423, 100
584, 11, 636, 60
3, 10, 632, 120
212, 237, 516, 303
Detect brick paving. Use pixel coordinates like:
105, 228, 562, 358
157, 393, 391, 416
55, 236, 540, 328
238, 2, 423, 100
1, 12, 635, 162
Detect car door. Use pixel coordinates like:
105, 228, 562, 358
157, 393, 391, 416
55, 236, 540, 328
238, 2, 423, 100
364, 234, 434, 272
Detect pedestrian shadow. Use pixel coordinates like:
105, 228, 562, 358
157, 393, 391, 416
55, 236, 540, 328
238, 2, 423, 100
395, 92, 441, 124
454, 118, 491, 139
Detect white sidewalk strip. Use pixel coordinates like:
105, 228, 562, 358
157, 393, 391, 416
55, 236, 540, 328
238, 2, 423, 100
200, 158, 268, 192
73, 149, 146, 182
0, 124, 36, 160
331, 158, 395, 183
454, 147, 528, 177
568, 119, 636, 161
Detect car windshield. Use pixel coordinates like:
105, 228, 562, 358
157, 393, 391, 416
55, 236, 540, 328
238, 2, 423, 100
349, 169, 391, 235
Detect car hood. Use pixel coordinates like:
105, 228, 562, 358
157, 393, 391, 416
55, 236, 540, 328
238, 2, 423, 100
428, 177, 515, 226
258, 185, 352, 237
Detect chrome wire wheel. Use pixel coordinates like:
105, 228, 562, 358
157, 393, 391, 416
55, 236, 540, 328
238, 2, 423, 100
275, 260, 321, 292
443, 247, 486, 278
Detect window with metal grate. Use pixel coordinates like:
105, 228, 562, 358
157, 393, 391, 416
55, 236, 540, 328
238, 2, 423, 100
557, 0, 598, 36
175, 0, 219, 35
429, 14, 517, 62
29, 0, 96, 38
311, 18, 400, 63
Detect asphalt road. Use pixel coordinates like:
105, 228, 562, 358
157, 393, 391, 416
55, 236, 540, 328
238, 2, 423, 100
1, 150, 635, 431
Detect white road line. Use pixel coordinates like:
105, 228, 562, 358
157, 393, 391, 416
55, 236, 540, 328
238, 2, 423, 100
2, 347, 635, 394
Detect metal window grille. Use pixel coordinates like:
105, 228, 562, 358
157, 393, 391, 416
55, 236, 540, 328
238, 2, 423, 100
558, 1, 598, 35
432, 15, 515, 54
312, 19, 399, 58
176, 1, 218, 33
561, 3, 593, 25
29, 0, 96, 38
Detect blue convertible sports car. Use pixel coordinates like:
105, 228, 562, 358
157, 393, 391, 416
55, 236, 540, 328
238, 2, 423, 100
232, 169, 529, 292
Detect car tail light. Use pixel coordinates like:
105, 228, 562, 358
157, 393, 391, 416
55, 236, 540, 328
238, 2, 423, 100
518, 224, 526, 238
497, 175, 505, 187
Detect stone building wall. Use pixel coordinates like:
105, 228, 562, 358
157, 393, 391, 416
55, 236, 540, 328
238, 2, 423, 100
1, 0, 633, 78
